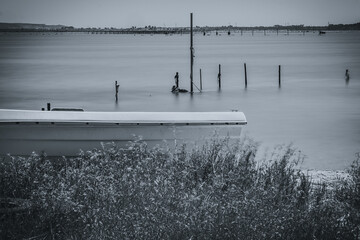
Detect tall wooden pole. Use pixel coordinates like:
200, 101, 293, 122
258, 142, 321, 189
190, 13, 194, 94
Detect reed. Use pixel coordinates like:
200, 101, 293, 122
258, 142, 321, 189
1, 138, 359, 239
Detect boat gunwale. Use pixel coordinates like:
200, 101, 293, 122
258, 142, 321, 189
0, 109, 247, 125
0, 121, 247, 126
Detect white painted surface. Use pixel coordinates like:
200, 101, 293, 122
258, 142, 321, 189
0, 109, 247, 125
0, 110, 246, 156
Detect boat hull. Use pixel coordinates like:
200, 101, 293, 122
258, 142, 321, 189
0, 110, 246, 157
0, 122, 243, 157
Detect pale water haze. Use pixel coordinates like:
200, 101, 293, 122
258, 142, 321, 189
0, 31, 359, 170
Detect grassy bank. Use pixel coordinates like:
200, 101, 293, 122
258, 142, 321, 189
1, 137, 359, 239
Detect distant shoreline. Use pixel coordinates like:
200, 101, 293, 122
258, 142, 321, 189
1, 22, 359, 34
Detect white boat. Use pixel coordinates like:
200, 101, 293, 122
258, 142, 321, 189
0, 109, 247, 157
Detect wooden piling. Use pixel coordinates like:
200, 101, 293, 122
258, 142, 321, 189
115, 81, 119, 101
244, 63, 248, 88
175, 72, 179, 88
278, 65, 281, 87
200, 69, 202, 91
218, 64, 221, 89
47, 103, 51, 111
190, 13, 194, 94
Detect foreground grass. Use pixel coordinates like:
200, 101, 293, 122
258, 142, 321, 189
1, 137, 359, 239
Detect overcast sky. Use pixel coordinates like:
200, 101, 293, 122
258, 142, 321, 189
1, 0, 359, 28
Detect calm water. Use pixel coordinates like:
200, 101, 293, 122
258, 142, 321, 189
0, 31, 359, 170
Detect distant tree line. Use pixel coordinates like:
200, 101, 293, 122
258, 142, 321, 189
0, 22, 359, 33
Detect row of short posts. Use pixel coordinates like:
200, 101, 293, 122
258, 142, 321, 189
209, 29, 305, 36
197, 63, 281, 91
113, 64, 281, 100
195, 64, 281, 91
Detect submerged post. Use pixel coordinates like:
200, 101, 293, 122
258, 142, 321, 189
218, 64, 222, 89
190, 13, 194, 94
174, 72, 179, 88
278, 65, 281, 87
115, 81, 120, 101
244, 63, 248, 88
200, 68, 202, 91
47, 103, 51, 111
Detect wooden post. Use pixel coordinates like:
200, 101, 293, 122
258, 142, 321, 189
244, 63, 248, 88
47, 103, 51, 111
175, 72, 179, 88
190, 13, 194, 94
278, 65, 281, 87
200, 68, 202, 91
218, 64, 221, 89
115, 81, 119, 101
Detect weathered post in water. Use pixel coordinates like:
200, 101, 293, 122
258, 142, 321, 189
278, 65, 281, 87
47, 103, 51, 111
218, 64, 222, 89
174, 72, 179, 88
244, 63, 248, 88
200, 68, 202, 91
115, 81, 120, 101
190, 13, 194, 94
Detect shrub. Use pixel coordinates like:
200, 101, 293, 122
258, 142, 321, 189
0, 138, 359, 239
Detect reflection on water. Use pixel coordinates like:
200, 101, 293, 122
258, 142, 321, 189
0, 31, 359, 170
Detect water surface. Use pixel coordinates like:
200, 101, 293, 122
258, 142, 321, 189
0, 31, 359, 170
